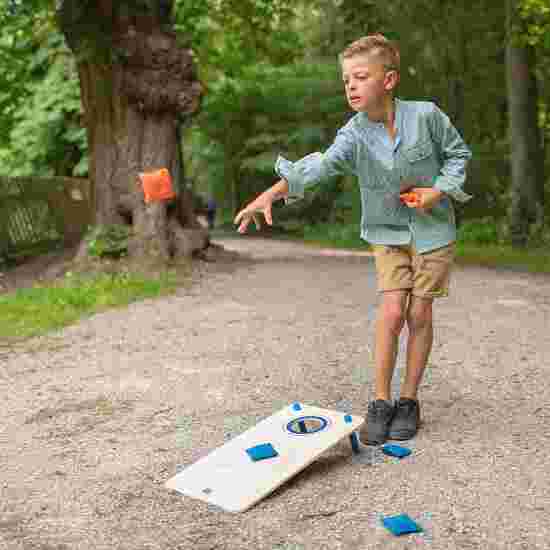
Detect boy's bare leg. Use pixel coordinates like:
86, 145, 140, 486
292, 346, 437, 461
400, 296, 434, 400
360, 289, 409, 445
374, 290, 409, 401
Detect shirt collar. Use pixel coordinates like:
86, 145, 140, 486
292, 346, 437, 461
359, 97, 401, 129
359, 98, 402, 151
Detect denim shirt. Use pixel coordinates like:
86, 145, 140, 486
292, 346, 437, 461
275, 98, 472, 254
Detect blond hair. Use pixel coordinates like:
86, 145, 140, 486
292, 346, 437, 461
339, 34, 401, 72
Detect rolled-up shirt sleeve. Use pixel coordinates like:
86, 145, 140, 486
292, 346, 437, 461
429, 104, 473, 203
274, 127, 356, 203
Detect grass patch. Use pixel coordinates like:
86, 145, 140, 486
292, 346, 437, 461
272, 221, 550, 273
455, 244, 550, 273
302, 222, 367, 249
210, 217, 550, 273
0, 270, 182, 341
273, 221, 369, 250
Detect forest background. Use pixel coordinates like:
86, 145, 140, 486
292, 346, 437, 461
1, 0, 550, 260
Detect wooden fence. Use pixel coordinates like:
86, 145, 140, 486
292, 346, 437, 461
0, 176, 91, 263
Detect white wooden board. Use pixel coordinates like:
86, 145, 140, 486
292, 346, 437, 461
165, 403, 364, 512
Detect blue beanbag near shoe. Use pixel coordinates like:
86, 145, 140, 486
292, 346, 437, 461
382, 514, 423, 536
246, 443, 279, 461
382, 444, 412, 458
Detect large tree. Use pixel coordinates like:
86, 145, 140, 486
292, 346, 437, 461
506, 0, 545, 247
57, 0, 206, 263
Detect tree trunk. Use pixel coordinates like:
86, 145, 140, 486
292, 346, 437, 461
506, 0, 545, 247
58, 1, 207, 264
448, 2, 467, 229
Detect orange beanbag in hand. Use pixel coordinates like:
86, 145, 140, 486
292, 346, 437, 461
399, 191, 420, 207
139, 168, 175, 203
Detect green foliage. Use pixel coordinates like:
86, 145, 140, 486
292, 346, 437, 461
2, 0, 550, 254
280, 220, 550, 273
455, 243, 550, 273
0, 4, 87, 178
174, 0, 309, 210
240, 152, 280, 177
185, 60, 348, 214
85, 224, 131, 259
302, 222, 364, 249
173, 0, 303, 74
1, 0, 303, 185
457, 218, 500, 245
519, 0, 550, 48
2, 43, 85, 177
0, 1, 48, 147
303, 0, 550, 236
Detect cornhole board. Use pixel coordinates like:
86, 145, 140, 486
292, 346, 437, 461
165, 403, 364, 512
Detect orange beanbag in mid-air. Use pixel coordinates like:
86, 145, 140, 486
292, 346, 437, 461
139, 168, 175, 203
399, 191, 420, 207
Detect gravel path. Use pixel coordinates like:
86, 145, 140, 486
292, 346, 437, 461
1, 235, 549, 550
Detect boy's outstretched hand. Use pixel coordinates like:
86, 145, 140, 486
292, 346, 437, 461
234, 179, 289, 234
234, 192, 276, 234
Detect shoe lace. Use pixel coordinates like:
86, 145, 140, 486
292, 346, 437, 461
369, 401, 391, 417
396, 400, 416, 415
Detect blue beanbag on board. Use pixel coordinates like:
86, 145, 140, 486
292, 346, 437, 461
246, 443, 279, 461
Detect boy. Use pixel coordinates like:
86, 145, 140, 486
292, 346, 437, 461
233, 34, 472, 446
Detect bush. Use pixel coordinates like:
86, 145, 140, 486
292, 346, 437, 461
85, 224, 130, 259
457, 217, 499, 245
302, 222, 364, 248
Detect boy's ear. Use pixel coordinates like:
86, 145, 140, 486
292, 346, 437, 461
385, 70, 400, 91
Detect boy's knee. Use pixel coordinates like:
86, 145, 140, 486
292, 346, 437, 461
407, 302, 433, 331
380, 303, 406, 333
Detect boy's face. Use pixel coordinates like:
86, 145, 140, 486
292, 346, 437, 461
342, 54, 398, 113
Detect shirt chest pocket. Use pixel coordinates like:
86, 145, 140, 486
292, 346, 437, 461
400, 139, 439, 180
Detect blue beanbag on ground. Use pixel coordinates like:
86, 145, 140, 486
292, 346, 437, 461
381, 444, 412, 458
382, 514, 423, 536
246, 443, 279, 461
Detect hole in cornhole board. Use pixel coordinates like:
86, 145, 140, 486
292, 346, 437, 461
286, 416, 329, 435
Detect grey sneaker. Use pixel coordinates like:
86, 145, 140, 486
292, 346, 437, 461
388, 398, 420, 440
359, 399, 395, 446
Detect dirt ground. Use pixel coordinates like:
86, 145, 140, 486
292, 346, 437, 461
0, 246, 80, 294
1, 235, 549, 550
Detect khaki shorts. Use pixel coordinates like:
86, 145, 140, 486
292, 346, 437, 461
372, 242, 456, 298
